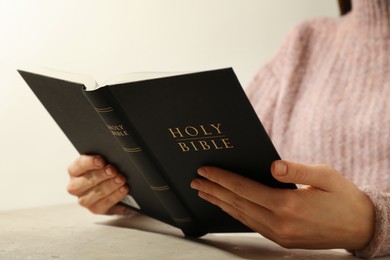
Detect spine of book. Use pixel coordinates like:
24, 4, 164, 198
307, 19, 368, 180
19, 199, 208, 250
84, 88, 202, 236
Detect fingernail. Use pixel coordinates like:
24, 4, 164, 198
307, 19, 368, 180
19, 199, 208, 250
274, 161, 287, 176
120, 186, 128, 193
190, 179, 201, 190
114, 176, 124, 184
197, 167, 207, 177
105, 167, 113, 176
94, 157, 103, 168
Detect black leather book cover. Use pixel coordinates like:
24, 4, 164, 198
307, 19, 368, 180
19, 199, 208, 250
18, 70, 174, 227
19, 68, 294, 236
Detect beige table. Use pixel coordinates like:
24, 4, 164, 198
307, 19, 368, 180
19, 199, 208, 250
0, 203, 375, 259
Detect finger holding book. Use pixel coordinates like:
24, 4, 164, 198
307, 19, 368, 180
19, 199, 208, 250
191, 161, 375, 251
67, 154, 129, 215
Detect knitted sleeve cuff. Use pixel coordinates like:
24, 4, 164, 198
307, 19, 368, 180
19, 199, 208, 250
351, 187, 390, 259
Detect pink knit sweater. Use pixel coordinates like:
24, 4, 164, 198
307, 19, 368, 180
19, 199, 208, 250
246, 0, 390, 258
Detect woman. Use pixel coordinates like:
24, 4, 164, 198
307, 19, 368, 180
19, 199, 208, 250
67, 0, 390, 258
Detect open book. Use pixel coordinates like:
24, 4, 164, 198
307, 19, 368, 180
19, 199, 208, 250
18, 67, 295, 237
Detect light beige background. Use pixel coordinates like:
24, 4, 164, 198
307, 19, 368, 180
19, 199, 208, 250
0, 0, 338, 211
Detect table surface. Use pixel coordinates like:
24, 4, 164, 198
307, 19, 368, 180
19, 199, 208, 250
0, 203, 379, 259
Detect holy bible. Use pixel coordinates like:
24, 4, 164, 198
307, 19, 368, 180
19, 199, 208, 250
18, 68, 295, 237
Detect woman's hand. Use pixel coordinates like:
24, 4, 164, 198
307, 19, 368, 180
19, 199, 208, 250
67, 155, 133, 215
190, 160, 375, 251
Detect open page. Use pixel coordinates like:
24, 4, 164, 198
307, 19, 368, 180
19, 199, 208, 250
20, 67, 191, 91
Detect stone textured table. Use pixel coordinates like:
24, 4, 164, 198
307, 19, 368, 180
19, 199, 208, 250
0, 203, 371, 259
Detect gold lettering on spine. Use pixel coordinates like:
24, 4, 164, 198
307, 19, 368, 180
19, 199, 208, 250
150, 185, 170, 191
94, 107, 114, 113
123, 147, 142, 153
94, 106, 144, 155
107, 124, 129, 137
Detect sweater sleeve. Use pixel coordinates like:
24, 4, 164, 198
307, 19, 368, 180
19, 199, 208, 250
246, 20, 390, 259
352, 188, 390, 259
